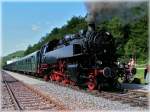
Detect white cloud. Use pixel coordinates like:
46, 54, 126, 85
31, 24, 40, 32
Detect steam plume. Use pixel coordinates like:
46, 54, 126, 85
85, 1, 147, 25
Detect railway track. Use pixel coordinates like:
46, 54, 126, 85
1, 71, 66, 111
49, 80, 149, 109
3, 71, 149, 109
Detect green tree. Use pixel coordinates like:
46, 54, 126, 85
24, 45, 33, 55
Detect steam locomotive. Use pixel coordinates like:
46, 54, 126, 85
4, 23, 136, 91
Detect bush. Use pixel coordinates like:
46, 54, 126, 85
132, 78, 141, 84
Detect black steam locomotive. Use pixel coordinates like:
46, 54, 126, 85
4, 23, 136, 91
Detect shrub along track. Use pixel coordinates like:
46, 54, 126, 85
1, 71, 66, 111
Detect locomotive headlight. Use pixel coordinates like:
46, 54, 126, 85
103, 67, 112, 78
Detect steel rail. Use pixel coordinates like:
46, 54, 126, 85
2, 71, 67, 110
2, 74, 22, 110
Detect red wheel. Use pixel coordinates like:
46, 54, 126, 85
55, 75, 62, 82
88, 82, 96, 90
44, 75, 49, 81
62, 79, 70, 84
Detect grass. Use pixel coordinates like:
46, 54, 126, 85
134, 68, 145, 84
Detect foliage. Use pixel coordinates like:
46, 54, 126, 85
1, 50, 24, 66
97, 11, 148, 63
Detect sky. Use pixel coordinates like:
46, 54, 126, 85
2, 1, 87, 56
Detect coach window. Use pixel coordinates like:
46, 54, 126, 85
28, 58, 30, 63
29, 58, 31, 63
32, 56, 35, 63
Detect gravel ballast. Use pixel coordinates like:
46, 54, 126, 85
4, 70, 148, 111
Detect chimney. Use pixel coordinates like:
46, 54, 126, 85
86, 13, 96, 31
88, 22, 95, 31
